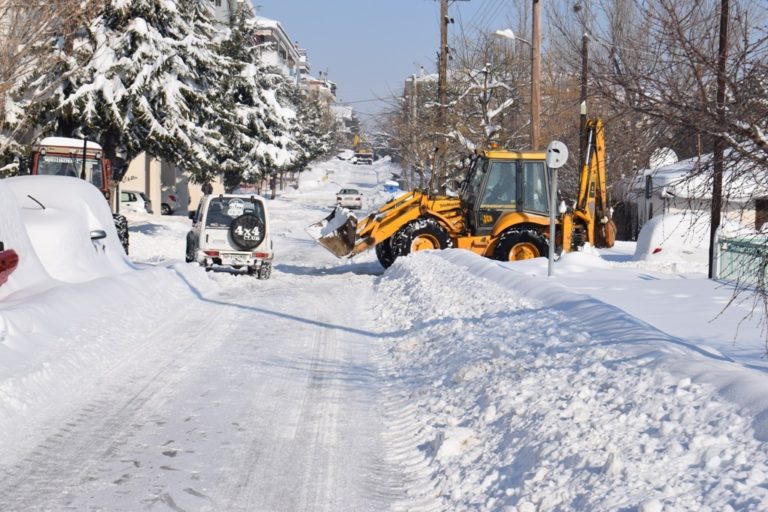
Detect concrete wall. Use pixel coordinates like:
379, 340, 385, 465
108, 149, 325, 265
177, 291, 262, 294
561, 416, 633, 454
122, 152, 227, 216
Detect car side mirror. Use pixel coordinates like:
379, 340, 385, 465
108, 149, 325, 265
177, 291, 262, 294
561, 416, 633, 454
188, 211, 195, 220
89, 229, 108, 240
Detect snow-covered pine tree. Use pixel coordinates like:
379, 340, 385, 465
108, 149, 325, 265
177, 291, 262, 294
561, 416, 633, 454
27, 0, 231, 182
216, 10, 299, 190
283, 85, 339, 172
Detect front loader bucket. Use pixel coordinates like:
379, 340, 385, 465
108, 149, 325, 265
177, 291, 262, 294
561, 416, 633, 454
306, 206, 358, 258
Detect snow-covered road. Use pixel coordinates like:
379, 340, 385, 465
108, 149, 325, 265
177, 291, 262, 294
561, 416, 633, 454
0, 162, 410, 511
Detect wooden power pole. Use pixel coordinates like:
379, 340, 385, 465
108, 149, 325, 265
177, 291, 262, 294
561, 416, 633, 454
709, 0, 729, 279
435, 0, 449, 192
438, 0, 448, 119
531, 0, 541, 150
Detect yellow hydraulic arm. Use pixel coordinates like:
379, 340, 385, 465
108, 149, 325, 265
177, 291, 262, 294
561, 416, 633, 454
574, 118, 615, 248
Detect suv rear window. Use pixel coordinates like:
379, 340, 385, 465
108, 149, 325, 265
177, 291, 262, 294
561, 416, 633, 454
205, 197, 265, 228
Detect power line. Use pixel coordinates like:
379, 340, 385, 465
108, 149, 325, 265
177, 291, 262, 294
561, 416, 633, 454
335, 96, 400, 105
468, 0, 496, 30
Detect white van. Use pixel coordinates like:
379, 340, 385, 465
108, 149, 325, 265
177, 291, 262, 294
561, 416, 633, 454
185, 193, 273, 279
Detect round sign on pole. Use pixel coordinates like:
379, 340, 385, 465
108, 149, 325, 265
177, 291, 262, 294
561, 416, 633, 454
545, 141, 568, 278
546, 141, 569, 169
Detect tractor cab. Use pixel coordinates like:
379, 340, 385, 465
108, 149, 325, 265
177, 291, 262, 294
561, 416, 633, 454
30, 137, 111, 200
460, 150, 550, 236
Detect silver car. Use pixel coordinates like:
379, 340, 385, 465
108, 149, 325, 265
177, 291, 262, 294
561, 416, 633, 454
161, 189, 180, 215
336, 188, 363, 209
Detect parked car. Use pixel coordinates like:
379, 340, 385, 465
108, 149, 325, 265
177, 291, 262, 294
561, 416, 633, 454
161, 189, 180, 215
186, 193, 273, 279
120, 190, 153, 214
336, 188, 363, 209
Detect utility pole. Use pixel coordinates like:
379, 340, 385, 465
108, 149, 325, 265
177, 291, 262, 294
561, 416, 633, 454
435, 0, 449, 192
438, 0, 448, 122
434, 0, 468, 191
531, 0, 541, 150
410, 74, 418, 189
709, 0, 729, 279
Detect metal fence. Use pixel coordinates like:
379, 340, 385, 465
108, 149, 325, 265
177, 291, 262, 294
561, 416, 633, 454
716, 235, 768, 287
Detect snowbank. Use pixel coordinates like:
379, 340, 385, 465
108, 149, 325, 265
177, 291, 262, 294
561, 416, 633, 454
377, 250, 768, 511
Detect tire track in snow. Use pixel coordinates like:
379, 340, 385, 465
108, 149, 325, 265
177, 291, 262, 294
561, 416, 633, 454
0, 293, 236, 511
205, 273, 405, 512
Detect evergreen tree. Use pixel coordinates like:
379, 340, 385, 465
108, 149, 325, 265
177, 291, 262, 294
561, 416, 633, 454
285, 87, 339, 171
216, 11, 299, 189
25, 0, 230, 181
5, 0, 338, 187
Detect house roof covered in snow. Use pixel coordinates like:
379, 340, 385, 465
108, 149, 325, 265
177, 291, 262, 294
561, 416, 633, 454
615, 150, 768, 201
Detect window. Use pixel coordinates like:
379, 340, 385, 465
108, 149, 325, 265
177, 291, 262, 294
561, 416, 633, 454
522, 162, 548, 213
206, 197, 264, 228
37, 155, 102, 188
480, 161, 516, 208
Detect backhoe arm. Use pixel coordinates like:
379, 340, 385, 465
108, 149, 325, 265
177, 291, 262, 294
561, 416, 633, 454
574, 118, 615, 248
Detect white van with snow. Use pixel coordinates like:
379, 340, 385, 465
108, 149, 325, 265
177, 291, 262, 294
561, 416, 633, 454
185, 193, 273, 279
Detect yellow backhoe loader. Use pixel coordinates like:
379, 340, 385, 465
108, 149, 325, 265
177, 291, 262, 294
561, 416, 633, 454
308, 118, 616, 268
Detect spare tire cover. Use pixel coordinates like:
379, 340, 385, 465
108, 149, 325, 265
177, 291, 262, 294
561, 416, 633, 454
229, 213, 265, 250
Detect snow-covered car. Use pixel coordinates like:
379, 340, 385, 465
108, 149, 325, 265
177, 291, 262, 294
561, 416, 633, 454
185, 193, 273, 279
120, 190, 153, 214
336, 188, 363, 209
1, 176, 131, 295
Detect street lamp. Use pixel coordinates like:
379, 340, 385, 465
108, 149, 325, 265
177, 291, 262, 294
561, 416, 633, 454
492, 24, 541, 150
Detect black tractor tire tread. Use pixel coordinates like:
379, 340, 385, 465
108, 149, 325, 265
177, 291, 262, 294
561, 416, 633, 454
113, 214, 129, 254
493, 228, 549, 261
391, 218, 453, 259
375, 238, 396, 269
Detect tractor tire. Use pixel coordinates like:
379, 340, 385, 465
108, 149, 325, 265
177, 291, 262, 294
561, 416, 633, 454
113, 214, 129, 254
391, 218, 453, 259
493, 228, 549, 261
375, 238, 396, 269
229, 213, 265, 250
185, 235, 195, 263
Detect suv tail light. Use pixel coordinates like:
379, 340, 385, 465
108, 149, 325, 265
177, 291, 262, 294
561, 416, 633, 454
169, 194, 177, 201
204, 250, 220, 257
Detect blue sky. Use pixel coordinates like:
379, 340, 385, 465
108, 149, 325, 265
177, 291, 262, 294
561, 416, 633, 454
256, 0, 517, 120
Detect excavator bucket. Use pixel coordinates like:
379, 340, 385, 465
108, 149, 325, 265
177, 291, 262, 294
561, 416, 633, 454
306, 206, 358, 258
